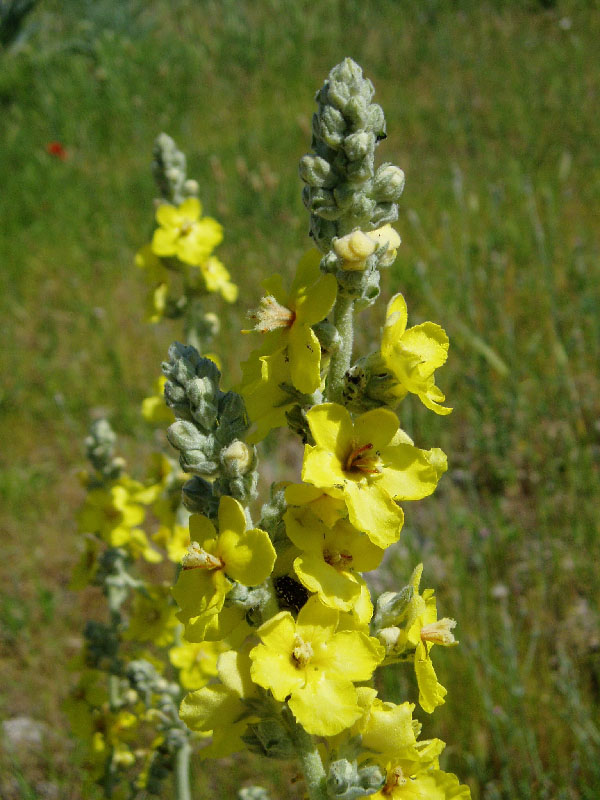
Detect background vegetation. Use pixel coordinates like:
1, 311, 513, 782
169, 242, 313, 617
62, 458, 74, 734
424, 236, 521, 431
1, 0, 599, 798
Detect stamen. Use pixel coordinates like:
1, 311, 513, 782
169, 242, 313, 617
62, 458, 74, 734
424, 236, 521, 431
323, 548, 353, 569
291, 635, 314, 668
344, 442, 382, 475
179, 219, 194, 236
420, 618, 457, 646
248, 295, 296, 332
182, 541, 224, 571
382, 766, 406, 795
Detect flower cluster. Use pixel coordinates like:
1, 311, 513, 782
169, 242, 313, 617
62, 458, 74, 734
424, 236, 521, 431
136, 133, 237, 329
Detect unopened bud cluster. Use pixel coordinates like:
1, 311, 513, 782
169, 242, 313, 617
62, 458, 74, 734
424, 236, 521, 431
152, 132, 199, 206
299, 58, 405, 254
163, 342, 258, 512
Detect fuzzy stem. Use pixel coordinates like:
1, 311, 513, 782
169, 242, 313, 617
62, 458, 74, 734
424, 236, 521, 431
284, 709, 328, 800
175, 739, 192, 800
326, 292, 354, 403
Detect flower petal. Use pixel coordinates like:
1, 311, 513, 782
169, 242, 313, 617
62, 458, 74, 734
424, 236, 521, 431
179, 196, 202, 220
296, 273, 337, 326
325, 631, 384, 681
289, 324, 322, 394
220, 526, 276, 586
353, 408, 399, 452
415, 641, 447, 713
294, 553, 359, 611
305, 403, 354, 463
377, 444, 444, 501
343, 480, 403, 548
289, 676, 362, 736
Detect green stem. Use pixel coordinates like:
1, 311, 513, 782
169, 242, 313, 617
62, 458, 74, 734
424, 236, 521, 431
175, 739, 192, 800
326, 292, 354, 403
284, 709, 328, 800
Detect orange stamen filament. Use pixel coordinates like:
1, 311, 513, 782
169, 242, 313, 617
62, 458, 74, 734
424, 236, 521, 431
344, 442, 382, 475
323, 549, 353, 569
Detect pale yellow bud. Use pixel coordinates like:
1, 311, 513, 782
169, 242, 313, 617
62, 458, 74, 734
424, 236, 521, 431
221, 439, 252, 474
377, 625, 401, 652
367, 224, 401, 266
333, 230, 377, 270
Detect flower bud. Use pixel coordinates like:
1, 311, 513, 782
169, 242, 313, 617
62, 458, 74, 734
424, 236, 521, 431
298, 154, 335, 188
333, 231, 377, 271
238, 788, 272, 800
376, 625, 401, 652
183, 178, 199, 196
368, 224, 401, 267
220, 440, 252, 476
181, 476, 218, 516
242, 719, 294, 760
372, 164, 405, 202
344, 131, 374, 162
326, 759, 385, 799
372, 585, 413, 631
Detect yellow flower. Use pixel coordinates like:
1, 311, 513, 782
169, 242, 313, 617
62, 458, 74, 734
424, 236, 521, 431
372, 764, 470, 799
151, 197, 223, 266
64, 669, 107, 739
135, 244, 170, 323
180, 647, 258, 759
141, 376, 175, 426
152, 522, 190, 563
77, 483, 145, 548
378, 565, 458, 714
198, 256, 238, 302
246, 249, 337, 394
250, 596, 384, 736
359, 696, 421, 760
381, 294, 451, 415
302, 403, 446, 548
284, 506, 383, 612
333, 224, 401, 271
127, 527, 163, 563
125, 586, 178, 647
169, 640, 223, 690
239, 346, 296, 443
172, 496, 276, 640
284, 482, 347, 528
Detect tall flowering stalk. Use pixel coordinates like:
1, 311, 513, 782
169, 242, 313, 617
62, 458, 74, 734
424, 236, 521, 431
165, 59, 470, 800
69, 135, 237, 798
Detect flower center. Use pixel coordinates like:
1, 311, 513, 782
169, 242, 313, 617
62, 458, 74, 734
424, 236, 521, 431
182, 541, 224, 571
179, 219, 194, 237
248, 295, 296, 332
344, 441, 382, 475
382, 766, 407, 795
291, 635, 314, 668
323, 548, 353, 570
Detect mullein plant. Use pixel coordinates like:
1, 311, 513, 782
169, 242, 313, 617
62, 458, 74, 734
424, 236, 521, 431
70, 60, 470, 800
69, 134, 238, 798
166, 58, 470, 800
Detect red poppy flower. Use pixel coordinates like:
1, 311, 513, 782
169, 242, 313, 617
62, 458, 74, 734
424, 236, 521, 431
46, 141, 68, 160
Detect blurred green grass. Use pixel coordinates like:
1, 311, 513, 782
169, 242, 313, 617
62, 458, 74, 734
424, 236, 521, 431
1, 0, 599, 798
